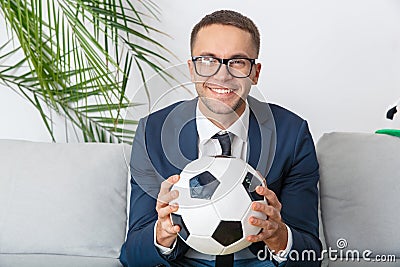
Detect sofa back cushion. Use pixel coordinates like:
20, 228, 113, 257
0, 140, 130, 259
317, 133, 400, 263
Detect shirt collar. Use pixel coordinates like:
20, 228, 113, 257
196, 101, 249, 143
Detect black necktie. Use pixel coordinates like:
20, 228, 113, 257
212, 131, 234, 266
215, 253, 234, 266
212, 132, 232, 156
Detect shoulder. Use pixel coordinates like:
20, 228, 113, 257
141, 98, 196, 127
137, 99, 197, 146
248, 96, 305, 126
265, 103, 313, 150
268, 103, 304, 124
267, 103, 309, 137
146, 101, 185, 121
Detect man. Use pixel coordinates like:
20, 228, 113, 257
120, 10, 321, 267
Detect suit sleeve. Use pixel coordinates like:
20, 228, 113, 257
281, 120, 322, 266
120, 118, 189, 267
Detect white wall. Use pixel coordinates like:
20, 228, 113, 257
1, 0, 400, 142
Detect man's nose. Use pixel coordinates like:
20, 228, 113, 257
212, 63, 232, 81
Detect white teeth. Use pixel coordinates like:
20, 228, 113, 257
211, 88, 232, 94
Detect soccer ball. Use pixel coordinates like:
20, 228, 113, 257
170, 156, 267, 255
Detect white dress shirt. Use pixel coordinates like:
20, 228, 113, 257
154, 101, 292, 263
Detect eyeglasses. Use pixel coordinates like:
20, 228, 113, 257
191, 56, 256, 78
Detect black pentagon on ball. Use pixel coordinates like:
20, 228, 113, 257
242, 172, 264, 201
171, 213, 190, 241
212, 221, 243, 246
189, 171, 220, 200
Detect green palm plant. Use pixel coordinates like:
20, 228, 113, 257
0, 0, 172, 143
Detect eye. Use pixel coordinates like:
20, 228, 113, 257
229, 59, 247, 68
199, 57, 218, 65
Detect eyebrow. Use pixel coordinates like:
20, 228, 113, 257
198, 52, 252, 58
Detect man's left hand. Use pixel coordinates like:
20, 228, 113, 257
247, 183, 288, 253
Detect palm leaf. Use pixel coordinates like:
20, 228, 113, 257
0, 0, 172, 143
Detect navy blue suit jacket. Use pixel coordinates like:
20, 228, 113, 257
120, 96, 321, 266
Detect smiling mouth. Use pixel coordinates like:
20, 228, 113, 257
209, 87, 233, 94
206, 84, 237, 95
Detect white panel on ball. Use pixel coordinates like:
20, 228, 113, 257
210, 157, 249, 201
213, 184, 251, 221
178, 203, 220, 237
207, 157, 232, 179
181, 156, 215, 175
186, 234, 225, 255
222, 238, 252, 255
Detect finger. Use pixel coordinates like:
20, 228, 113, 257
247, 221, 278, 243
249, 216, 277, 230
156, 219, 180, 244
157, 175, 180, 206
252, 201, 281, 221
158, 203, 179, 219
256, 186, 282, 211
247, 230, 273, 243
157, 188, 179, 208
161, 220, 181, 235
169, 224, 181, 234
159, 175, 180, 196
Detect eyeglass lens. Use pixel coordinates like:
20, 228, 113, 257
194, 57, 253, 78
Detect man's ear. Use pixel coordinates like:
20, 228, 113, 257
188, 59, 196, 82
252, 63, 262, 85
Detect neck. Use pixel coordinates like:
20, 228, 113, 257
199, 101, 246, 130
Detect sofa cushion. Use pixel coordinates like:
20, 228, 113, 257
0, 140, 130, 264
317, 133, 400, 265
0, 254, 122, 267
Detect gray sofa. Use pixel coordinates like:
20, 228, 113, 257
0, 133, 398, 266
0, 140, 130, 267
317, 132, 400, 266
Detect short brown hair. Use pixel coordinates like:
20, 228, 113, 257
190, 10, 260, 56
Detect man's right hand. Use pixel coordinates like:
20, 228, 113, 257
155, 174, 181, 248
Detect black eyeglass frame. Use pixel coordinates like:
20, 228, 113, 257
191, 56, 256, 78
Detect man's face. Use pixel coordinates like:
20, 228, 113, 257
188, 24, 261, 116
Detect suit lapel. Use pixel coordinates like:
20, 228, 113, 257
179, 115, 198, 163
159, 98, 198, 177
247, 110, 261, 171
247, 96, 276, 179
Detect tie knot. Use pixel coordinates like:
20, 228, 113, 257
212, 131, 232, 156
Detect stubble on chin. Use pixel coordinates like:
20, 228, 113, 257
196, 81, 246, 116
202, 97, 244, 114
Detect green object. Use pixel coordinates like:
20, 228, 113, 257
375, 129, 400, 137
0, 0, 172, 143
